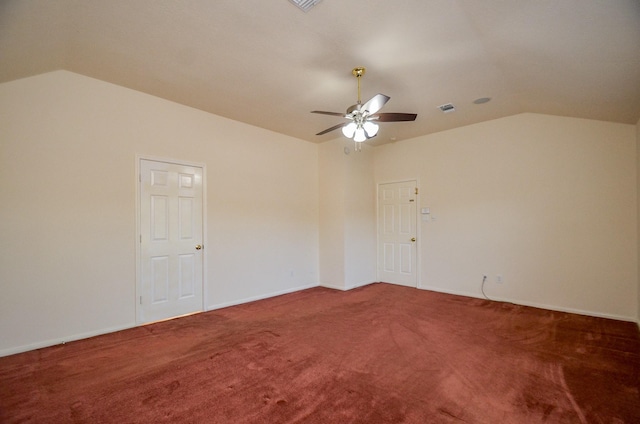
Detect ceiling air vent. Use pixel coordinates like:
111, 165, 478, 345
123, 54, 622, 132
438, 103, 456, 113
289, 0, 322, 12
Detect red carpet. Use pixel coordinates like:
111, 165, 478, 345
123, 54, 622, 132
1, 283, 639, 423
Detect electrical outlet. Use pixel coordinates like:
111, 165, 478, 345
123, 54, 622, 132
496, 275, 503, 284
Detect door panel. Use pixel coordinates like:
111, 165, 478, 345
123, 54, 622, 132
178, 253, 195, 298
378, 181, 417, 287
179, 197, 194, 239
383, 243, 394, 272
139, 159, 204, 323
400, 243, 412, 273
151, 196, 169, 240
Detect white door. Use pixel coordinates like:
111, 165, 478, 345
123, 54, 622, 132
377, 181, 418, 287
138, 159, 204, 324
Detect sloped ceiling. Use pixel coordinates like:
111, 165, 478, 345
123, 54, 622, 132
1, 0, 639, 145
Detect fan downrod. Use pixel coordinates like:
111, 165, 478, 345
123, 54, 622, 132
352, 67, 366, 104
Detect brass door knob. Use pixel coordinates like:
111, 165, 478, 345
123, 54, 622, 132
410, 237, 416, 242
195, 244, 202, 250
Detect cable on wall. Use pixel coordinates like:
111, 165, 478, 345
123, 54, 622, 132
481, 275, 491, 301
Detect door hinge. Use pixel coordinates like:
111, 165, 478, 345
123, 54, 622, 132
140, 234, 142, 243
139, 174, 142, 182
139, 296, 142, 305
415, 187, 419, 195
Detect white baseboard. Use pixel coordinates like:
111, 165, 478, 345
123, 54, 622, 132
4, 283, 634, 358
418, 284, 637, 323
0, 323, 136, 358
319, 280, 375, 291
206, 282, 319, 311
318, 282, 346, 291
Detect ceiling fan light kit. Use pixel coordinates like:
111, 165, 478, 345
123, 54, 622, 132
312, 67, 417, 151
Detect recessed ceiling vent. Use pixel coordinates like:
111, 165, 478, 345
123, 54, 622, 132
438, 103, 456, 113
289, 0, 322, 12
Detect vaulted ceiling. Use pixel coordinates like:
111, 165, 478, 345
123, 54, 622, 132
2, 0, 640, 145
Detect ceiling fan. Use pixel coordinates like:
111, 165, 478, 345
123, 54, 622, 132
312, 67, 417, 149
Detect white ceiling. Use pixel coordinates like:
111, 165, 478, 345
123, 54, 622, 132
2, 0, 640, 145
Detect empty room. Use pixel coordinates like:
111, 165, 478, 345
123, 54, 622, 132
1, 1, 639, 422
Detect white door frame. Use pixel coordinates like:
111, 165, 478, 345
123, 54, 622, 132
135, 155, 207, 324
376, 178, 420, 288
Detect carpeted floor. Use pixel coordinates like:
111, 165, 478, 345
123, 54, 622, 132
1, 283, 639, 423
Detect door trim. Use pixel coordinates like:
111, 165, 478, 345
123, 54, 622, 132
135, 154, 207, 325
376, 178, 420, 288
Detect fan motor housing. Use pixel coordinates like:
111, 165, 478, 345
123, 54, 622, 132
346, 104, 360, 114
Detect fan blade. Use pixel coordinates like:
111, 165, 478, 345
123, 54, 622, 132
311, 111, 346, 117
361, 93, 390, 115
316, 122, 346, 136
371, 113, 417, 122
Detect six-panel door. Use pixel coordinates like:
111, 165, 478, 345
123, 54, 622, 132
378, 181, 417, 287
139, 159, 204, 323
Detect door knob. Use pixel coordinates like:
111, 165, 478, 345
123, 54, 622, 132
410, 237, 416, 242
195, 244, 202, 250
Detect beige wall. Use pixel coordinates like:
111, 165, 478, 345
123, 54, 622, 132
343, 144, 377, 288
318, 140, 376, 289
1, 71, 638, 356
318, 140, 346, 288
375, 113, 638, 320
0, 71, 319, 355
